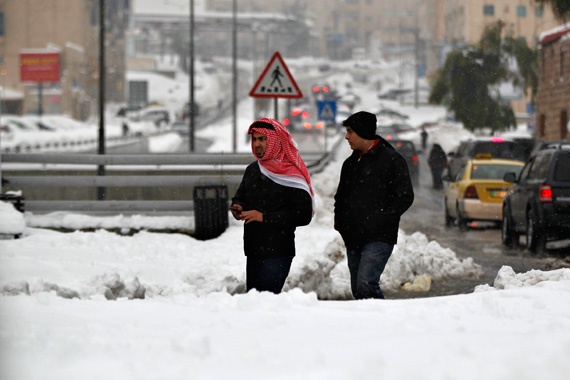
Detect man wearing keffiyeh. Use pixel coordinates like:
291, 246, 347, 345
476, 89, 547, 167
230, 118, 314, 294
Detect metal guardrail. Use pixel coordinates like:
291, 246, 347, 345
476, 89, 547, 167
1, 148, 338, 213
1, 153, 255, 166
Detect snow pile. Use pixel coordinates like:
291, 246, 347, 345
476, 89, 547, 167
475, 265, 570, 292
0, 201, 26, 236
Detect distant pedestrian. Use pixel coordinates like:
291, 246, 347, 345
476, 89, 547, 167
122, 122, 129, 137
428, 144, 448, 190
421, 126, 428, 151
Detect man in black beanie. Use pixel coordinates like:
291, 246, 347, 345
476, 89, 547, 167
334, 111, 414, 299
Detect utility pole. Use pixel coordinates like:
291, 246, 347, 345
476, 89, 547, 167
413, 0, 420, 109
189, 0, 195, 152
98, 0, 106, 201
414, 26, 419, 109
232, 0, 237, 153
400, 22, 420, 109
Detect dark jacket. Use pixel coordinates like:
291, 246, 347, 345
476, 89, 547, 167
334, 136, 414, 248
232, 162, 313, 259
428, 144, 448, 172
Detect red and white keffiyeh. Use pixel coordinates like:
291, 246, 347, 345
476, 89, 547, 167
248, 118, 315, 207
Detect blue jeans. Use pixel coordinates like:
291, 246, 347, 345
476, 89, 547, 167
347, 241, 394, 299
246, 256, 294, 294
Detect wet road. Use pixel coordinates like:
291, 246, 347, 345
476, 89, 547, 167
387, 149, 570, 299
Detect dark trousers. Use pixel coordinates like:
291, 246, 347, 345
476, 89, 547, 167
347, 241, 394, 299
431, 168, 444, 189
246, 256, 294, 294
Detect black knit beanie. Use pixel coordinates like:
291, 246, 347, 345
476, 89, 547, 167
342, 111, 377, 140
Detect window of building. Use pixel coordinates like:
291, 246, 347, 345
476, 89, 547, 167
0, 13, 4, 36
90, 3, 98, 25
346, 12, 358, 21
561, 51, 565, 78
535, 6, 544, 17
517, 5, 527, 17
483, 5, 494, 16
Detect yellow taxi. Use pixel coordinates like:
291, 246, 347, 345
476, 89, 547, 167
443, 155, 525, 229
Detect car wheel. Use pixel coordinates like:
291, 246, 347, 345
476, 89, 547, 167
526, 211, 546, 254
501, 207, 518, 248
444, 201, 453, 227
456, 203, 468, 230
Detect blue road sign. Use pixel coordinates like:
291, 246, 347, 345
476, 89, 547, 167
317, 100, 336, 121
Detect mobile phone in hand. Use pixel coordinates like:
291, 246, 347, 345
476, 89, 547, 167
229, 206, 242, 214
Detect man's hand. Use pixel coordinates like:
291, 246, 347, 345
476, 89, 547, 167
230, 204, 263, 223
229, 204, 243, 220
240, 210, 263, 224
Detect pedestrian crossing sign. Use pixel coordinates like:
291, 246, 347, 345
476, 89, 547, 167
249, 51, 303, 99
317, 100, 337, 122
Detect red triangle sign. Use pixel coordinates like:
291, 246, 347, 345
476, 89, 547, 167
249, 51, 303, 99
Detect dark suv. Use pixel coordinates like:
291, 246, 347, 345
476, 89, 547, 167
447, 137, 527, 178
501, 147, 570, 253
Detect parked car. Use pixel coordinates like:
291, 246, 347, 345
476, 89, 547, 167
283, 105, 326, 132
386, 138, 420, 186
1, 115, 42, 133
116, 104, 144, 117
376, 125, 400, 140
311, 84, 330, 95
171, 120, 189, 136
511, 137, 535, 160
444, 157, 524, 229
374, 108, 409, 121
311, 83, 336, 101
530, 140, 570, 156
377, 88, 411, 100
447, 137, 527, 178
501, 147, 570, 253
130, 106, 170, 127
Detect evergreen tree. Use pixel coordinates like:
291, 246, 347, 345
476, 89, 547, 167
429, 23, 535, 133
536, 0, 570, 22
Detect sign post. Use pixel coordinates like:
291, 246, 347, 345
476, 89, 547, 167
317, 100, 337, 155
249, 51, 303, 121
20, 50, 61, 117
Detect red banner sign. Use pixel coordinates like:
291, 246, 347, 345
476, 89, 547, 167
20, 52, 61, 82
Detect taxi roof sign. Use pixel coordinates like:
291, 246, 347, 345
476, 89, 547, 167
249, 51, 303, 99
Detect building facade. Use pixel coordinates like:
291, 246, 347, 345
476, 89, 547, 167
443, 0, 558, 48
442, 0, 558, 114
536, 24, 570, 140
0, 0, 129, 119
0, 0, 565, 122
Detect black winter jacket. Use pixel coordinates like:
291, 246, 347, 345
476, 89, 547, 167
232, 162, 313, 259
334, 136, 414, 248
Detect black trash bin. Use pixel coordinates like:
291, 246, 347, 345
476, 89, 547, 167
193, 185, 229, 240
0, 192, 26, 213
